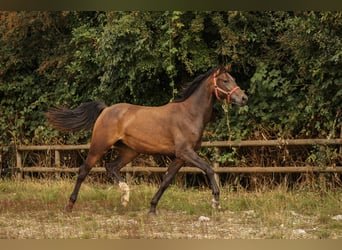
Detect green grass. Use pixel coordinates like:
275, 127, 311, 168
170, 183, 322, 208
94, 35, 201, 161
0, 178, 341, 239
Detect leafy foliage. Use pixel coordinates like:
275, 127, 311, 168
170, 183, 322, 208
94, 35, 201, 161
0, 11, 341, 148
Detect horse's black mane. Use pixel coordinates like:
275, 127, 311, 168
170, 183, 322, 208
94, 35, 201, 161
174, 66, 220, 103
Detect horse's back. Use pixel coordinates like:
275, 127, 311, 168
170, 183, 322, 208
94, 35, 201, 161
96, 102, 181, 155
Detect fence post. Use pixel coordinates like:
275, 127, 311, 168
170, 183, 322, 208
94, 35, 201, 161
55, 149, 61, 168
125, 162, 133, 184
213, 147, 220, 187
340, 125, 342, 157
15, 147, 23, 179
54, 149, 61, 178
0, 146, 2, 176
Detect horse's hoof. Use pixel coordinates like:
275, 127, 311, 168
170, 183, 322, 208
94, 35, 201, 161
121, 200, 129, 207
148, 211, 157, 216
65, 201, 74, 212
148, 207, 157, 216
211, 199, 221, 210
119, 182, 130, 207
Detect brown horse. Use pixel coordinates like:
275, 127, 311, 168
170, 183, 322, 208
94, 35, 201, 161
46, 65, 248, 214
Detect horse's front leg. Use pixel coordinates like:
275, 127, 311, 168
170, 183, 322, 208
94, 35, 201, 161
149, 158, 184, 215
178, 148, 220, 209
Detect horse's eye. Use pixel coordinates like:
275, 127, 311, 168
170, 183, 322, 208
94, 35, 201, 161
223, 80, 228, 83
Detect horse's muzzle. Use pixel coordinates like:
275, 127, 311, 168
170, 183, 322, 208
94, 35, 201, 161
232, 91, 248, 106
240, 94, 248, 106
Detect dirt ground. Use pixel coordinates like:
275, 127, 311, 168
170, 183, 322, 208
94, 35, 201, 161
1, 179, 341, 239
1, 208, 341, 239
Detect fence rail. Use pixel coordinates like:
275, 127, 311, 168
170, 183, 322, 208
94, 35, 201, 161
16, 138, 342, 151
12, 138, 342, 179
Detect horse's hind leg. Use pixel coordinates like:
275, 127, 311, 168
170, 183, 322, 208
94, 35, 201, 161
105, 144, 138, 206
66, 161, 90, 211
66, 136, 116, 212
66, 152, 100, 211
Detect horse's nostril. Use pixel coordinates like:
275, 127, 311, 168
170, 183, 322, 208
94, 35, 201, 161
242, 95, 248, 103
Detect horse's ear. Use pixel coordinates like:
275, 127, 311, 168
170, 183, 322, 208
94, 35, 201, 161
224, 64, 231, 72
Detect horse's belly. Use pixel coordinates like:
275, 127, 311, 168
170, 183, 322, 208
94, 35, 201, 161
122, 136, 175, 156
121, 127, 175, 156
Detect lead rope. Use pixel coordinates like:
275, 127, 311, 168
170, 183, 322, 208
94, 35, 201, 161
221, 99, 232, 141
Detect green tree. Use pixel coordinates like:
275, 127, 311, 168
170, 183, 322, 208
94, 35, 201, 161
1, 11, 341, 148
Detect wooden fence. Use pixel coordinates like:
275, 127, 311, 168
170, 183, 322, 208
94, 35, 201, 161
13, 139, 342, 181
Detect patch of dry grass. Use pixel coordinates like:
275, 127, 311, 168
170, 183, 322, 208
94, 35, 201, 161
0, 178, 341, 239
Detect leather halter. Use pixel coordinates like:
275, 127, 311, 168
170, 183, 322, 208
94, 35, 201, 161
213, 74, 240, 104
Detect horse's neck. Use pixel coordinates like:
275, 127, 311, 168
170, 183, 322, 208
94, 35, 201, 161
183, 80, 214, 125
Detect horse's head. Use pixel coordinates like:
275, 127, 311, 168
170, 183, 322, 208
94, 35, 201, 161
211, 65, 248, 106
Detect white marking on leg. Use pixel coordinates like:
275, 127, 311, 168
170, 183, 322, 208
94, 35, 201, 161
119, 181, 130, 206
211, 198, 221, 210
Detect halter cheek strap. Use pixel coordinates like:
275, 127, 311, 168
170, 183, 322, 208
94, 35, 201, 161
214, 76, 240, 104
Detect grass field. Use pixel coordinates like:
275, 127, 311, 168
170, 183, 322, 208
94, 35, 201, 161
0, 178, 341, 239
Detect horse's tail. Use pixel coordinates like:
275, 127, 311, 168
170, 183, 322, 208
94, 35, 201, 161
45, 101, 108, 132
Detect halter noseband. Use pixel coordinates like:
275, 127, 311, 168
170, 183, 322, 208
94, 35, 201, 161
213, 74, 240, 104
